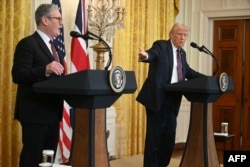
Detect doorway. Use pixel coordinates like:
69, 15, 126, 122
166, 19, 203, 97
212, 19, 250, 150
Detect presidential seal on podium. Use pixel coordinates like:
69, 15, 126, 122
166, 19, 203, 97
219, 72, 229, 92
109, 66, 126, 93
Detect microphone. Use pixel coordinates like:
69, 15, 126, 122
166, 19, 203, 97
190, 42, 203, 51
70, 31, 112, 70
190, 42, 209, 54
190, 42, 220, 76
70, 31, 96, 40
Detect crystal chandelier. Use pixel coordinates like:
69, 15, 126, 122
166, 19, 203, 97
88, 0, 126, 42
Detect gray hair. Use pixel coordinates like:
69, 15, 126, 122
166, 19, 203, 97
35, 4, 59, 26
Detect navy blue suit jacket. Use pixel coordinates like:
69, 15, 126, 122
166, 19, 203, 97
136, 40, 204, 111
12, 32, 64, 124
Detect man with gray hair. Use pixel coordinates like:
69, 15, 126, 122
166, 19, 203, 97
12, 4, 64, 167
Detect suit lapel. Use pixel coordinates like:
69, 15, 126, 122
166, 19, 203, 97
166, 40, 174, 78
33, 32, 54, 62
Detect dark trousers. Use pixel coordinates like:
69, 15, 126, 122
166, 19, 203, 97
19, 122, 59, 167
143, 104, 179, 167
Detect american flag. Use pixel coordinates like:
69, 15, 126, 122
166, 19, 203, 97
70, 0, 90, 72
52, 0, 73, 163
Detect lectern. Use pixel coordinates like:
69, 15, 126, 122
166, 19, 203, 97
165, 76, 233, 167
34, 70, 137, 167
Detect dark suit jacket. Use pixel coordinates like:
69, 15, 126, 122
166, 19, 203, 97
12, 32, 64, 124
136, 40, 204, 111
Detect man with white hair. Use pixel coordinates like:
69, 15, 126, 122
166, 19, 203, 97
137, 23, 205, 167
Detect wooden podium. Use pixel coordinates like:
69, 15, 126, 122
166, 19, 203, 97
165, 76, 233, 167
34, 70, 137, 167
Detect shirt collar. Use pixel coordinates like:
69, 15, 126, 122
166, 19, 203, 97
170, 40, 179, 51
36, 29, 52, 43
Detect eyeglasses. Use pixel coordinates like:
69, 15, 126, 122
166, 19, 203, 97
47, 17, 63, 22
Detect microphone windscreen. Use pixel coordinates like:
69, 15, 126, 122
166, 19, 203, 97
70, 31, 80, 37
190, 42, 199, 48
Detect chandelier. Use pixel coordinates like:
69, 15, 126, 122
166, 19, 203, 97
88, 0, 126, 42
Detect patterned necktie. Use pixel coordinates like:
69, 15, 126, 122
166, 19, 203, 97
176, 49, 184, 81
49, 40, 60, 62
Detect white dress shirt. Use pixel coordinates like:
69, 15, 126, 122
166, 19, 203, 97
170, 41, 179, 83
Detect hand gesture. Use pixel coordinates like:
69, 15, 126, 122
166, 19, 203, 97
138, 47, 148, 61
46, 61, 64, 76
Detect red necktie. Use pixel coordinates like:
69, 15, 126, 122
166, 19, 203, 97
50, 40, 60, 62
176, 49, 184, 81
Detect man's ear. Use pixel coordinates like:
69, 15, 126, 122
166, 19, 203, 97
41, 16, 49, 26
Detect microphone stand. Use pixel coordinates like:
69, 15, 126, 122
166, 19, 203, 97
201, 46, 220, 76
190, 42, 220, 76
87, 31, 112, 70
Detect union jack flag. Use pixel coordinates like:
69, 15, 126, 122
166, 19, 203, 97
70, 0, 90, 72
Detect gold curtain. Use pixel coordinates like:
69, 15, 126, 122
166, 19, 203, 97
0, 0, 31, 167
113, 0, 179, 158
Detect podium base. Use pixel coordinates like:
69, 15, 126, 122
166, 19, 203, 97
70, 108, 109, 167
180, 102, 219, 167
